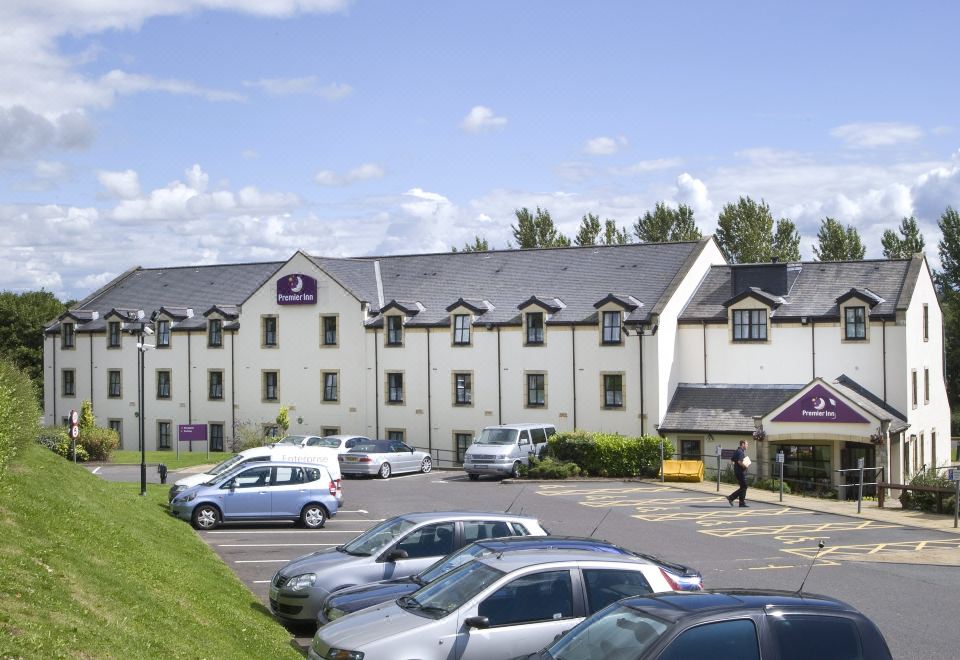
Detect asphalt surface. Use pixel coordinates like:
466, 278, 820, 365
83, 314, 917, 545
92, 465, 960, 659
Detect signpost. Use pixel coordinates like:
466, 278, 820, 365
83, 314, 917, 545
857, 456, 865, 514
949, 468, 960, 529
715, 445, 722, 492
177, 424, 208, 459
69, 409, 79, 463
776, 451, 785, 502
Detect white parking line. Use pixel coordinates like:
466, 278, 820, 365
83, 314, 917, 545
204, 529, 369, 535
235, 559, 291, 563
219, 543, 340, 547
253, 580, 272, 584
91, 467, 101, 474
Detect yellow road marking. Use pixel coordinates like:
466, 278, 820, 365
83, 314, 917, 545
537, 486, 676, 496
632, 507, 807, 522
699, 519, 899, 538
782, 538, 960, 560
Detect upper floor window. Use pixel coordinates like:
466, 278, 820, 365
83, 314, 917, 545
453, 314, 471, 345
732, 309, 767, 341
923, 304, 929, 341
108, 321, 121, 348
262, 316, 278, 347
912, 370, 918, 408
386, 316, 403, 345
263, 371, 279, 402
157, 320, 170, 347
924, 367, 930, 404
62, 369, 75, 397
602, 311, 622, 344
62, 322, 75, 349
208, 319, 223, 347
527, 373, 546, 407
108, 370, 122, 398
454, 372, 472, 405
844, 306, 866, 340
322, 315, 338, 346
208, 370, 224, 400
526, 312, 544, 345
323, 372, 339, 402
387, 372, 404, 403
156, 370, 171, 399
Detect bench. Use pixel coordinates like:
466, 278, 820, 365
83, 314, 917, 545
876, 482, 956, 513
660, 459, 704, 483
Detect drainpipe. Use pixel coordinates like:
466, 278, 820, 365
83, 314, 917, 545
51, 335, 57, 424
571, 326, 577, 429
701, 321, 707, 384
496, 326, 502, 425
187, 329, 192, 423
89, 333, 94, 411
639, 328, 645, 436
811, 321, 816, 379
230, 330, 236, 444
374, 328, 380, 438
882, 320, 887, 402
426, 327, 433, 456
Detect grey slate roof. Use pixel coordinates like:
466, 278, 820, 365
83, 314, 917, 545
660, 384, 803, 433
832, 375, 909, 433
680, 257, 916, 322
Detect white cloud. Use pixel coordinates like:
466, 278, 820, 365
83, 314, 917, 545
241, 149, 259, 160
314, 163, 385, 186
583, 136, 627, 156
613, 157, 684, 176
830, 122, 923, 148
77, 271, 116, 290
34, 160, 67, 179
243, 76, 352, 99
0, 106, 93, 160
99, 70, 244, 102
461, 106, 507, 133
670, 173, 714, 221
97, 169, 141, 199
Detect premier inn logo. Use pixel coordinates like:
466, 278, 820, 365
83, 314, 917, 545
277, 274, 317, 305
772, 383, 869, 424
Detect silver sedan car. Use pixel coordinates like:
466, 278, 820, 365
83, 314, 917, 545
308, 550, 674, 660
338, 440, 432, 479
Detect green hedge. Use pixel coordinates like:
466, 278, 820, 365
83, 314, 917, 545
523, 457, 581, 479
0, 359, 41, 482
547, 430, 674, 478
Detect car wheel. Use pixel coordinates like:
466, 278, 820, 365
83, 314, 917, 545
301, 503, 327, 529
468, 473, 480, 481
510, 461, 522, 479
378, 462, 392, 479
192, 504, 220, 530
420, 457, 433, 473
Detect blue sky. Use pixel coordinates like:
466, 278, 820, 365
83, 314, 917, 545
1, 1, 958, 299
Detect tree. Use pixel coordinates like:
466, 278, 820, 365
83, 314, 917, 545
78, 400, 95, 432
937, 207, 960, 292
276, 406, 290, 436
633, 202, 701, 243
936, 207, 960, 406
716, 196, 797, 263
603, 219, 630, 245
511, 207, 571, 248
452, 236, 490, 253
813, 217, 866, 261
574, 213, 602, 246
0, 290, 69, 386
881, 216, 925, 259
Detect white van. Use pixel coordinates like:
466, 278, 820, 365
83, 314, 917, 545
462, 423, 557, 481
168, 444, 343, 503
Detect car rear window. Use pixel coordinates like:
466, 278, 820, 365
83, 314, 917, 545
530, 427, 547, 444
770, 614, 863, 660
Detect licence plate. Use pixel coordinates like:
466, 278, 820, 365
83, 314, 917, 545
344, 456, 358, 462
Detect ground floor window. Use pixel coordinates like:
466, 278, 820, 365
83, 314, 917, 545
157, 421, 171, 450
209, 423, 224, 452
455, 432, 473, 464
108, 419, 123, 448
322, 427, 340, 437
680, 438, 702, 460
386, 429, 405, 442
776, 444, 831, 492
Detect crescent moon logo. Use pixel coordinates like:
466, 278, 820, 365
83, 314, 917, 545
812, 397, 826, 410
290, 276, 303, 293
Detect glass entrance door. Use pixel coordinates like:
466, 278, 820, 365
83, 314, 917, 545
840, 442, 876, 498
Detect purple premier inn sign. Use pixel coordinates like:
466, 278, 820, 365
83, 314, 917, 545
178, 425, 207, 442
772, 384, 870, 424
277, 273, 317, 305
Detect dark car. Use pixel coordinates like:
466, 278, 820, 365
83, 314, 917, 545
532, 589, 892, 660
318, 535, 702, 625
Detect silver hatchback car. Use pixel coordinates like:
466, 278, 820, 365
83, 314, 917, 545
309, 550, 674, 660
270, 511, 547, 623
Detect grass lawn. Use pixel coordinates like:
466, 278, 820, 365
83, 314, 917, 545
110, 449, 235, 470
0, 444, 302, 659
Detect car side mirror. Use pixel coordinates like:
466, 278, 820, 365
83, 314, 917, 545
223, 480, 235, 490
385, 549, 409, 562
410, 447, 415, 453
464, 616, 490, 629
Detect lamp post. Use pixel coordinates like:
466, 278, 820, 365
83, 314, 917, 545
137, 319, 155, 496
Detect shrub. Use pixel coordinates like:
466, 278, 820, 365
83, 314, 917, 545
549, 431, 674, 478
0, 359, 41, 481
79, 426, 120, 461
232, 420, 270, 452
523, 457, 581, 479
901, 469, 953, 513
39, 426, 90, 462
753, 477, 792, 494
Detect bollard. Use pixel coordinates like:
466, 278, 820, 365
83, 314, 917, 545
857, 457, 865, 515
158, 463, 168, 485
778, 452, 784, 503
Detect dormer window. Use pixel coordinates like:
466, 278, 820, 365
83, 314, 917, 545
386, 316, 404, 346
157, 320, 170, 347
526, 312, 544, 345
108, 321, 121, 348
844, 306, 866, 340
62, 322, 75, 349
453, 314, 471, 345
602, 311, 622, 345
208, 319, 223, 348
732, 309, 767, 341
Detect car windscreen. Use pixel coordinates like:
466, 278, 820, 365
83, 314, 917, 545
208, 454, 246, 476
419, 543, 495, 582
544, 603, 669, 660
275, 435, 306, 446
308, 437, 342, 448
399, 561, 505, 619
341, 517, 418, 556
473, 428, 518, 446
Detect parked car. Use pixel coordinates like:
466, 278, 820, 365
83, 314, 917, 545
311, 434, 370, 452
270, 511, 547, 623
318, 535, 701, 625
339, 440, 432, 478
463, 423, 556, 480
168, 444, 343, 504
169, 461, 338, 530
530, 589, 893, 660
272, 434, 322, 447
308, 550, 674, 660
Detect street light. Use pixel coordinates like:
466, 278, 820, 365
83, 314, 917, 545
137, 321, 155, 496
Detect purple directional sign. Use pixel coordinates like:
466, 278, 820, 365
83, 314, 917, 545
178, 424, 208, 442
771, 384, 869, 424
277, 273, 317, 305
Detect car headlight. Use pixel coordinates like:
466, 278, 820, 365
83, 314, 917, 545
287, 574, 317, 592
177, 492, 197, 503
325, 605, 347, 621
326, 649, 364, 660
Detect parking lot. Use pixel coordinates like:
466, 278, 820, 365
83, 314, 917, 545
95, 465, 960, 658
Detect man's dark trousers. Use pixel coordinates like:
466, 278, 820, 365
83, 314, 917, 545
728, 466, 748, 505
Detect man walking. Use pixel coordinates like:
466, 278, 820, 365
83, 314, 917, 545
726, 439, 750, 507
